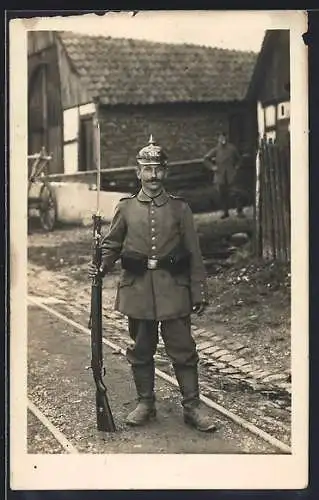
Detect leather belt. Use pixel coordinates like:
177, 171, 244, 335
121, 249, 190, 276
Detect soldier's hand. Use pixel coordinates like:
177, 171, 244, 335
192, 303, 206, 316
88, 262, 99, 279
203, 157, 214, 170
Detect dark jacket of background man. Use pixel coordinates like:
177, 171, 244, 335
204, 132, 244, 218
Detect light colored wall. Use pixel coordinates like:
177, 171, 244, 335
50, 182, 128, 225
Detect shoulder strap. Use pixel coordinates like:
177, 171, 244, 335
169, 194, 186, 202
119, 193, 137, 201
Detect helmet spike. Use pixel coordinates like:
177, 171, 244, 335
149, 134, 155, 145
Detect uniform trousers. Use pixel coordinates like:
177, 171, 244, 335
217, 171, 244, 214
126, 316, 199, 368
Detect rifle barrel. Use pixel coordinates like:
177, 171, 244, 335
94, 116, 101, 215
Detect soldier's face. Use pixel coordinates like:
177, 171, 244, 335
219, 134, 227, 146
137, 164, 167, 192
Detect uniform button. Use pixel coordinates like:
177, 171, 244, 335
151, 236, 156, 240
151, 219, 155, 224
151, 228, 155, 232
152, 246, 156, 250
152, 255, 156, 259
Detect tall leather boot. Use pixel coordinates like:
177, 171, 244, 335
174, 365, 217, 432
126, 364, 156, 426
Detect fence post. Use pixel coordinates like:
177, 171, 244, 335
254, 143, 262, 257
263, 138, 275, 259
268, 141, 280, 259
273, 143, 286, 260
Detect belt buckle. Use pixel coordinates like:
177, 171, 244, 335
147, 258, 158, 270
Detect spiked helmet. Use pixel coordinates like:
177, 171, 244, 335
136, 135, 168, 166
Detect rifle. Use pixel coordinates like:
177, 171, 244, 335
88, 115, 116, 433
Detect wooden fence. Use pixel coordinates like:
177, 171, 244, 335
255, 138, 291, 262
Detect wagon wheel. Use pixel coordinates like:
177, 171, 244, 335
39, 183, 57, 231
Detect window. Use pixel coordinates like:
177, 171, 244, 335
62, 101, 97, 174
79, 115, 95, 171
277, 101, 290, 120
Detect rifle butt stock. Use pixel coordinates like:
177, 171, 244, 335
96, 387, 116, 432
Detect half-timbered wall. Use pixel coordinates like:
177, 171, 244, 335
255, 31, 290, 146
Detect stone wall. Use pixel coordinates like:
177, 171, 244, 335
98, 102, 250, 169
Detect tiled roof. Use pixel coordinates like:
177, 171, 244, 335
58, 31, 258, 105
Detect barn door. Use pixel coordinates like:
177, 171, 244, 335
28, 64, 49, 175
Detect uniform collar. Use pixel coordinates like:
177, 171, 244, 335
137, 188, 169, 207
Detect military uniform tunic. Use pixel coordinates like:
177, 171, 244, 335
100, 189, 208, 321
207, 142, 241, 186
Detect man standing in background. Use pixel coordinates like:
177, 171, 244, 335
204, 132, 244, 219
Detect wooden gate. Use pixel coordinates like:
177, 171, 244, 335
255, 138, 291, 261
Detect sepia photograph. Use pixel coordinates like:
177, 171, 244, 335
9, 10, 308, 490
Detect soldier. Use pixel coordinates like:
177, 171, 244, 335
204, 132, 245, 219
88, 136, 217, 432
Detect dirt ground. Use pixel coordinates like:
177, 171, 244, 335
27, 306, 277, 454
198, 259, 291, 373
28, 214, 291, 379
